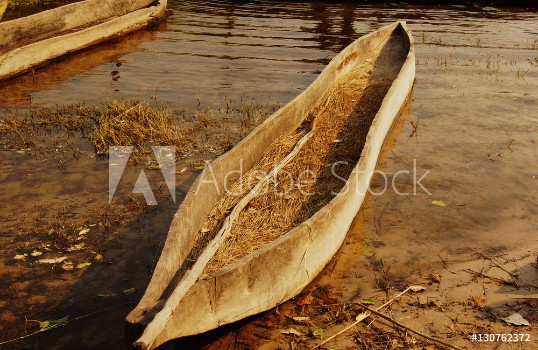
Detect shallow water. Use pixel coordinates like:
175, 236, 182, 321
2, 1, 534, 112
0, 1, 537, 349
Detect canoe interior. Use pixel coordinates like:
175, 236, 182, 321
0, 0, 154, 54
127, 21, 415, 349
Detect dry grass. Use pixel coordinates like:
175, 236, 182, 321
197, 62, 389, 274
352, 325, 428, 350
187, 131, 307, 268
306, 301, 430, 349
204, 68, 372, 273
0, 98, 274, 161
92, 99, 188, 155
1, 0, 79, 20
0, 100, 188, 161
192, 31, 408, 275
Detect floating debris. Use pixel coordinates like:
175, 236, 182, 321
281, 328, 301, 336
123, 288, 136, 295
409, 285, 426, 292
67, 243, 85, 252
38, 316, 69, 329
291, 316, 310, 324
62, 262, 74, 271
39, 256, 67, 264
502, 313, 530, 326
431, 273, 442, 283
77, 262, 91, 269
360, 298, 375, 305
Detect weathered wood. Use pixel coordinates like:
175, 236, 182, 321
127, 21, 416, 350
0, 0, 166, 81
135, 131, 314, 349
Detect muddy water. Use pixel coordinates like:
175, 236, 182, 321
1, 1, 537, 349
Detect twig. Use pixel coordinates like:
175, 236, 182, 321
407, 118, 419, 141
389, 151, 411, 170
507, 138, 515, 152
232, 331, 238, 350
442, 313, 467, 338
373, 211, 379, 235
359, 305, 464, 350
0, 323, 64, 346
0, 302, 130, 346
372, 201, 389, 239
463, 269, 517, 287
312, 287, 413, 349
437, 253, 449, 269
478, 253, 519, 288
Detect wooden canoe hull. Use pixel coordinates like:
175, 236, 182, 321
0, 0, 167, 81
127, 21, 415, 349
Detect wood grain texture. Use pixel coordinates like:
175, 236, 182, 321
127, 21, 416, 350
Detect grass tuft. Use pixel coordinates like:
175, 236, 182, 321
92, 99, 187, 155
0, 98, 275, 162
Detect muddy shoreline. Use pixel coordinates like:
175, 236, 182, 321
0, 100, 275, 349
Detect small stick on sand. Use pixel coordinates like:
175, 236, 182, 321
477, 252, 519, 288
358, 305, 464, 350
313, 286, 419, 349
463, 268, 517, 287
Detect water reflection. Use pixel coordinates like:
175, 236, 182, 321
1, 1, 535, 111
0, 26, 164, 106
301, 3, 357, 52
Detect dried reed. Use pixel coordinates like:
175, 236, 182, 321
0, 99, 273, 159
198, 31, 409, 274
197, 54, 398, 275
91, 99, 187, 154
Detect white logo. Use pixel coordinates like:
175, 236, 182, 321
108, 146, 176, 205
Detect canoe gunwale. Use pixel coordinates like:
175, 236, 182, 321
128, 21, 416, 349
209, 22, 415, 280
0, 0, 167, 81
128, 22, 401, 318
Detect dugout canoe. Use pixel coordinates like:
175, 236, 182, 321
0, 0, 167, 81
126, 21, 415, 349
